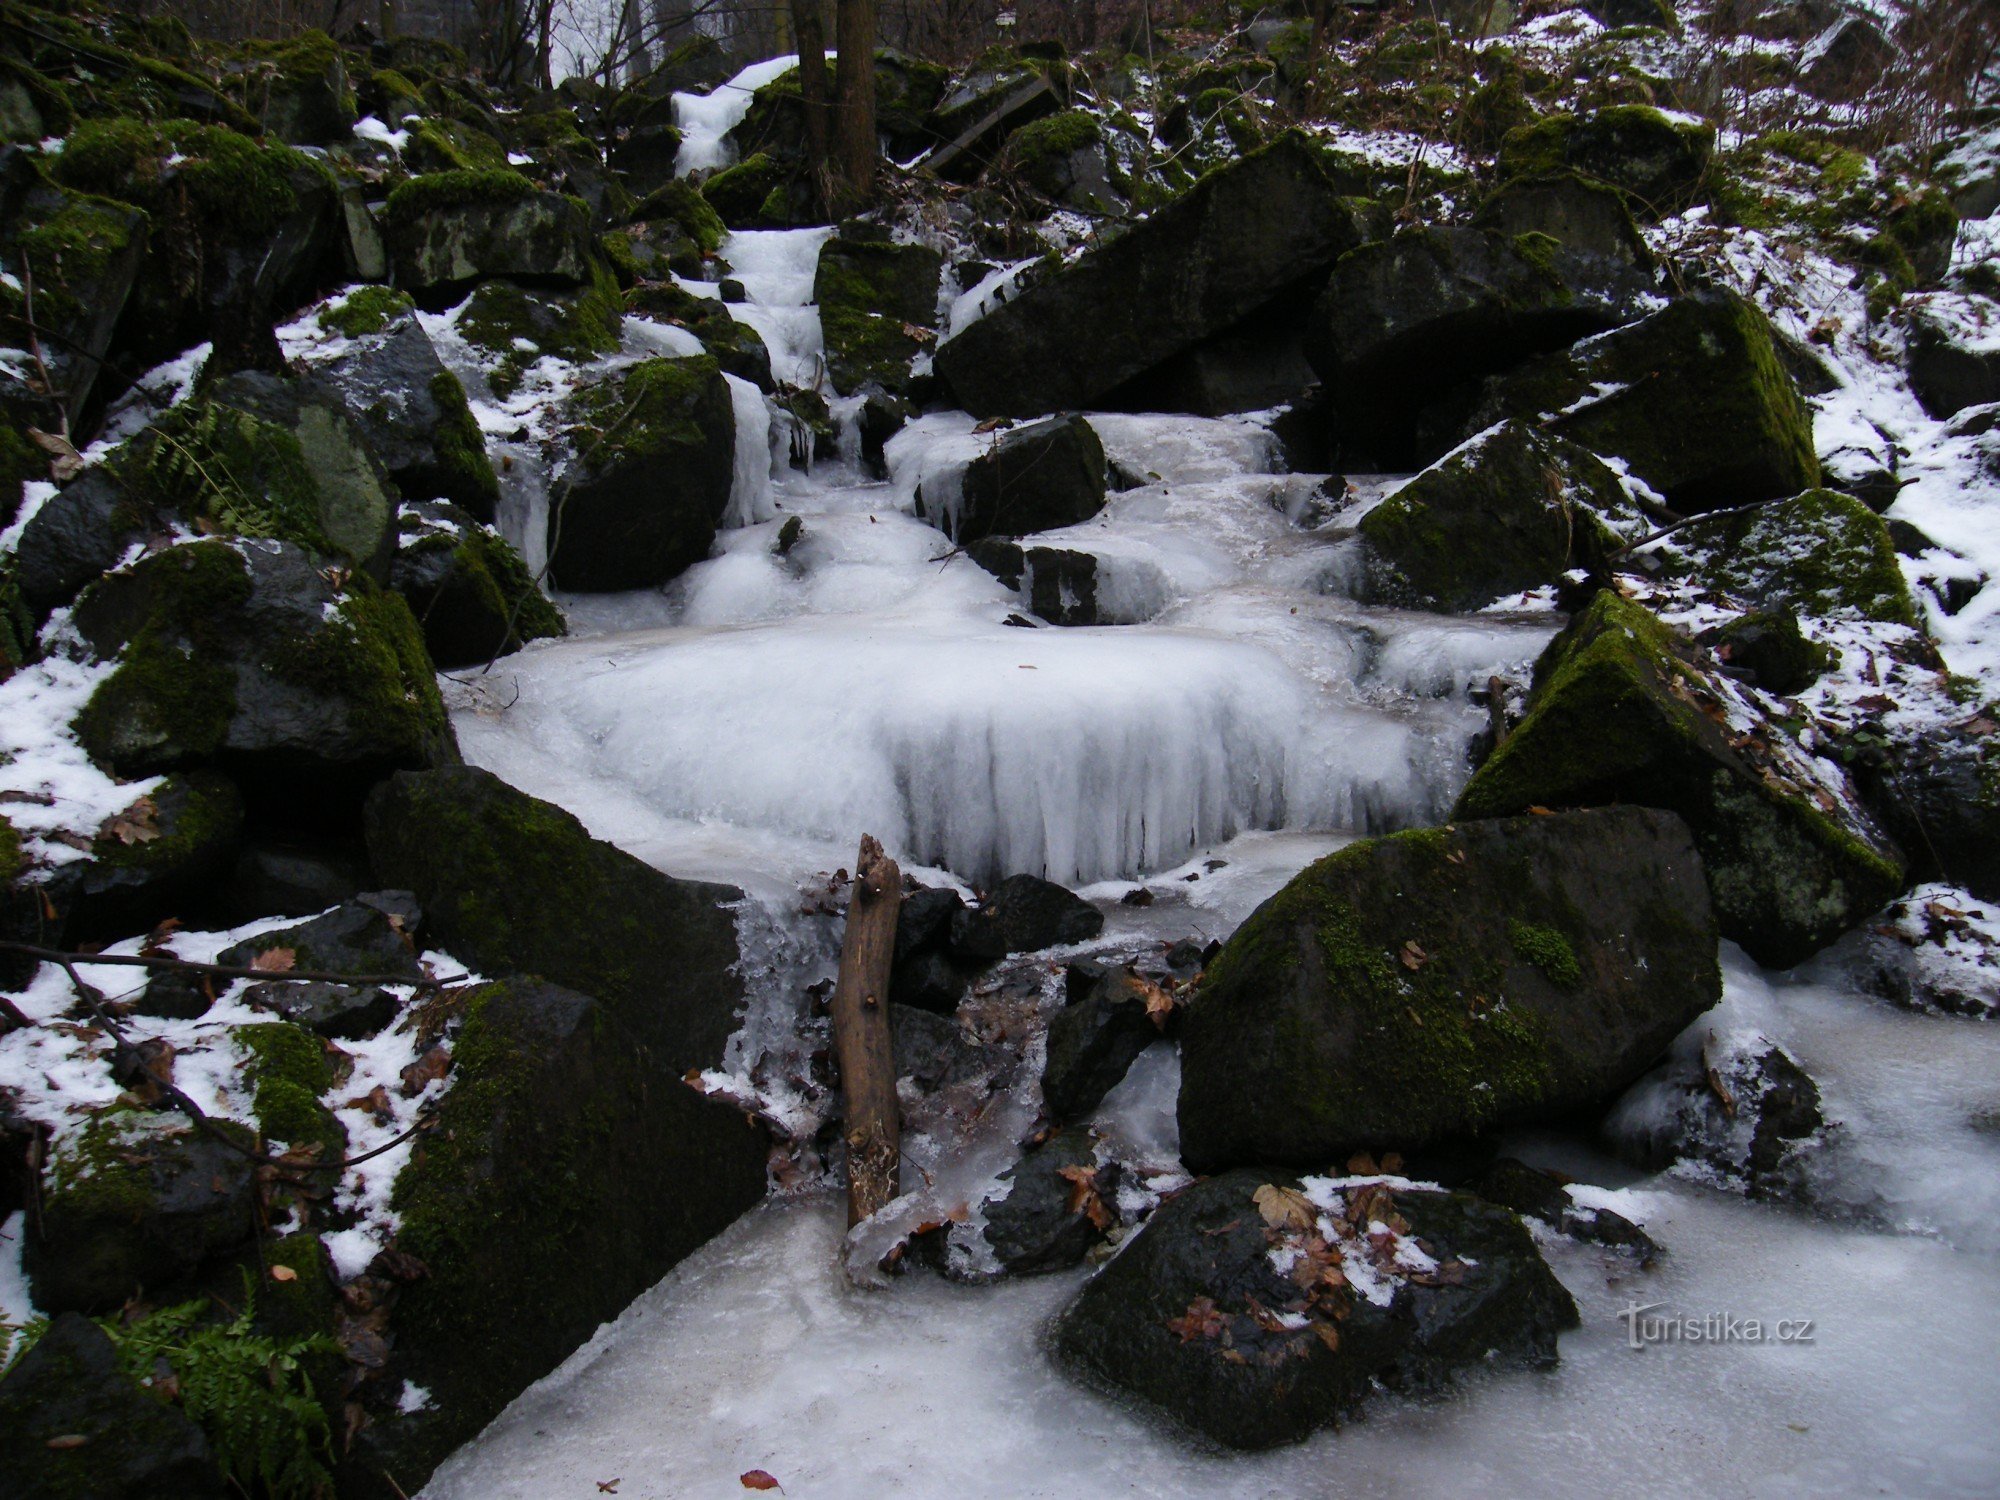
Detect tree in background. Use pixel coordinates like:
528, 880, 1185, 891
832, 0, 877, 207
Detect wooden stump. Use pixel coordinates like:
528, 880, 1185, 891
832, 834, 902, 1226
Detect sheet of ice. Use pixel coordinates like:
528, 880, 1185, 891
423, 1181, 2000, 1500
721, 373, 778, 529
712, 228, 836, 385
672, 56, 802, 175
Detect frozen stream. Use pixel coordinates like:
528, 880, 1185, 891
430, 227, 2000, 1495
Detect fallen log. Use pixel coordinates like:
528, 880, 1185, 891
832, 834, 903, 1227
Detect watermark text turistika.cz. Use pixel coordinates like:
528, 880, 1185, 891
1618, 1302, 1816, 1350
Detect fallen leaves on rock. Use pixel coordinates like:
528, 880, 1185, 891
1166, 1295, 1226, 1343
98, 795, 161, 847
250, 947, 297, 974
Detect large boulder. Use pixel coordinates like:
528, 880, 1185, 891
14, 466, 148, 616
1351, 422, 1627, 610
1178, 807, 1719, 1172
359, 978, 768, 1492
1677, 488, 1920, 627
1906, 294, 2000, 420
1498, 106, 1716, 219
70, 539, 453, 816
934, 132, 1379, 417
949, 871, 1105, 957
25, 1108, 258, 1313
1305, 223, 1655, 465
311, 303, 502, 517
1463, 290, 1820, 513
627, 280, 775, 391
814, 229, 944, 397
1042, 964, 1171, 1121
924, 414, 1108, 545
545, 354, 736, 591
216, 896, 425, 979
391, 501, 564, 668
50, 771, 245, 944
1054, 1169, 1578, 1449
1470, 169, 1655, 269
1455, 592, 1905, 965
364, 766, 748, 1073
237, 28, 356, 145
0, 1313, 223, 1499
383, 170, 596, 303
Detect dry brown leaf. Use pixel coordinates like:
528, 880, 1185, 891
1399, 940, 1428, 971
1253, 1183, 1315, 1231
270, 1264, 298, 1282
250, 947, 298, 974
740, 1470, 784, 1492
1312, 1321, 1341, 1353
1166, 1295, 1226, 1343
1137, 976, 1177, 1028
99, 795, 161, 847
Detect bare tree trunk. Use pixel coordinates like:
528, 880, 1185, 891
793, 0, 832, 199
833, 0, 879, 209
830, 834, 901, 1227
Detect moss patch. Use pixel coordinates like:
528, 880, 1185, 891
319, 285, 415, 338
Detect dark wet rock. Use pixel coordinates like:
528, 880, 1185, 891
0, 1312, 223, 1499
1471, 1157, 1660, 1261
384, 171, 597, 302
627, 279, 774, 392
1796, 13, 1892, 100
1042, 965, 1171, 1122
1471, 169, 1655, 269
313, 313, 501, 518
52, 770, 244, 945
931, 414, 1108, 545
1103, 293, 1322, 417
1709, 609, 1831, 696
966, 538, 1103, 625
70, 539, 453, 821
244, 979, 400, 1038
221, 839, 373, 922
1456, 592, 1905, 966
1860, 724, 2000, 900
890, 886, 976, 1013
950, 873, 1105, 959
546, 354, 736, 591
814, 232, 944, 397
132, 968, 220, 1021
13, 468, 145, 616
1607, 1029, 1827, 1200
25, 1108, 258, 1313
1906, 295, 2000, 420
367, 976, 767, 1494
1498, 106, 1715, 220
1464, 290, 1821, 514
1351, 422, 1627, 611
1306, 223, 1655, 466
1179, 806, 1719, 1172
218, 897, 423, 979
1054, 1169, 1579, 1449
1853, 887, 2000, 1018
365, 766, 748, 1073
891, 1003, 1014, 1092
391, 501, 565, 668
935, 133, 1378, 418
999, 109, 1124, 214
977, 1126, 1122, 1275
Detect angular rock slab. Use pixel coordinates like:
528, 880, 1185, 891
1055, 1170, 1578, 1449
934, 132, 1378, 418
1178, 805, 1719, 1172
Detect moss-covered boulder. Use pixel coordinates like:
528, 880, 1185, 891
627, 279, 774, 391
1906, 293, 2000, 420
1678, 488, 1920, 627
546, 354, 736, 591
348, 977, 765, 1493
70, 539, 452, 814
1455, 593, 1905, 964
936, 132, 1379, 418
234, 28, 355, 145
383, 170, 596, 302
0, 156, 148, 427
50, 115, 340, 370
1177, 807, 1718, 1171
946, 414, 1106, 544
631, 177, 728, 253
1054, 1169, 1578, 1449
699, 150, 794, 228
364, 766, 748, 1073
1711, 609, 1830, 696
313, 306, 501, 517
1465, 290, 1819, 513
231, 1020, 348, 1160
402, 116, 510, 175
0, 1313, 223, 1498
1499, 106, 1716, 219
390, 501, 564, 668
999, 109, 1122, 213
25, 1108, 258, 1313
1352, 422, 1627, 610
814, 230, 943, 396
454, 268, 624, 399
52, 770, 245, 944
1305, 223, 1655, 466
1470, 169, 1654, 269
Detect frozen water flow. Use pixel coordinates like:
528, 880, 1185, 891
672, 56, 801, 176
721, 373, 778, 529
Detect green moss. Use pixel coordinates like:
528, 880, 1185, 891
143, 398, 335, 552
456, 267, 622, 397
427, 371, 500, 512
1686, 489, 1918, 626
366, 67, 425, 117
53, 117, 317, 240
632, 179, 726, 256
0, 811, 18, 883
404, 116, 509, 174
700, 151, 788, 228
1507, 920, 1581, 987
90, 770, 238, 873
384, 168, 535, 225
267, 578, 447, 757
14, 188, 142, 325
44, 1107, 167, 1224
74, 542, 252, 770
513, 107, 591, 152
567, 354, 721, 471
235, 1021, 335, 1096
318, 284, 415, 338
1006, 108, 1101, 170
